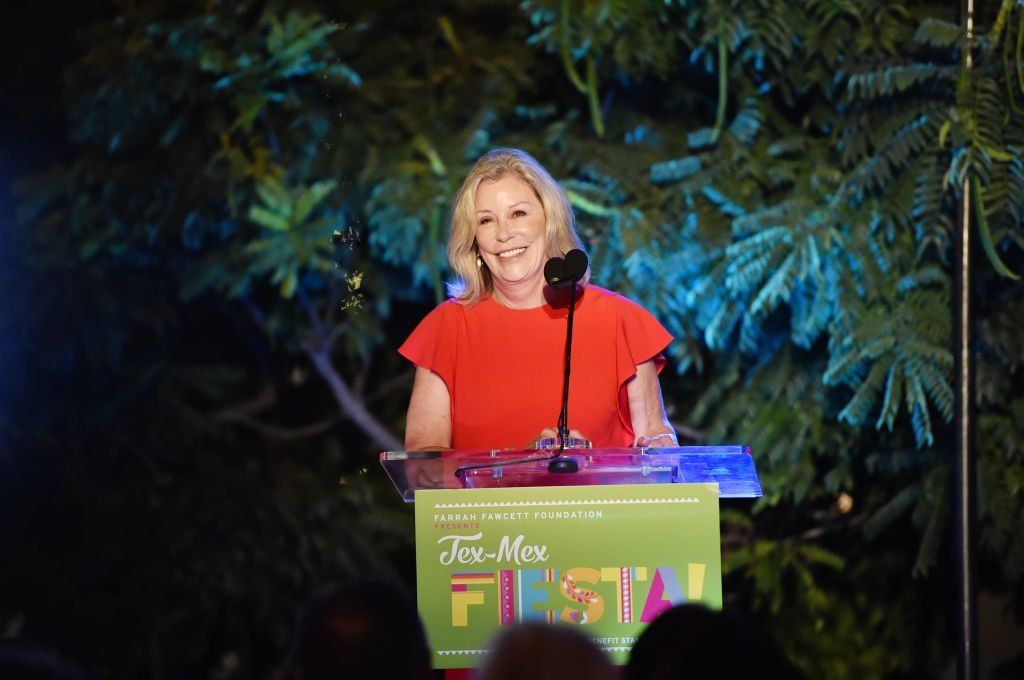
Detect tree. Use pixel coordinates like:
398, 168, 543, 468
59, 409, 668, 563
2, 0, 1022, 677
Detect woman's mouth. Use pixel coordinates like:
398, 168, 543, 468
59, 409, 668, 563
498, 246, 527, 259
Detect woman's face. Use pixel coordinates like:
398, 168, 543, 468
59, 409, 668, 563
474, 174, 548, 303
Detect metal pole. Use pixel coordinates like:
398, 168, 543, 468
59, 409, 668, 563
955, 2, 978, 677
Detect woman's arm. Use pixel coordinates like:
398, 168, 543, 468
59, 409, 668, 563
405, 366, 452, 450
626, 359, 677, 447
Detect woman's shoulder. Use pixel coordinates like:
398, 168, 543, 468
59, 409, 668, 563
420, 295, 500, 324
583, 285, 649, 313
583, 285, 673, 361
424, 298, 464, 317
409, 299, 466, 334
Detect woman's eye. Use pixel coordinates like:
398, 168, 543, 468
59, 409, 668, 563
512, 210, 526, 217
479, 217, 493, 225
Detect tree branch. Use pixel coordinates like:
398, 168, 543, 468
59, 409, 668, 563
296, 287, 329, 341
215, 410, 342, 440
214, 381, 277, 420
327, 321, 350, 349
670, 421, 706, 442
254, 287, 403, 450
559, 0, 588, 94
585, 57, 605, 138
711, 26, 729, 143
366, 367, 415, 405
305, 345, 403, 451
353, 359, 370, 399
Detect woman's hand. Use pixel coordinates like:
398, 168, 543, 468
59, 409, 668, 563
634, 432, 679, 448
403, 457, 447, 488
526, 428, 587, 449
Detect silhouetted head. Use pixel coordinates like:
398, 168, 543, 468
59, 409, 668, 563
477, 622, 614, 680
286, 579, 430, 680
0, 640, 86, 680
625, 604, 802, 680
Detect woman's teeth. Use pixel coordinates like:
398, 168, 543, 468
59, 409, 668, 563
498, 247, 527, 258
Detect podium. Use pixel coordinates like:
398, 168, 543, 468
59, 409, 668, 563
379, 446, 761, 669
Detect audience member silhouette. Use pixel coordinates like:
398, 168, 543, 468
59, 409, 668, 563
285, 579, 430, 680
0, 640, 87, 680
625, 604, 802, 680
477, 622, 615, 680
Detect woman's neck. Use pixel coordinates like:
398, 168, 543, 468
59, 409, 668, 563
490, 277, 546, 309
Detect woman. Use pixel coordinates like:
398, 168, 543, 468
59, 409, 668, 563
400, 148, 677, 451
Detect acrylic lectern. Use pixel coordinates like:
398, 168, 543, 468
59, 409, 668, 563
380, 445, 763, 500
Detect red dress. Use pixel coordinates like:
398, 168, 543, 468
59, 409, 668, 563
399, 285, 673, 449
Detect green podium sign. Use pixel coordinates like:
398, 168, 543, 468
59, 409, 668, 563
414, 482, 722, 668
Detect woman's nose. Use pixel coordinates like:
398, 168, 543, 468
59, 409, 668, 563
495, 218, 513, 242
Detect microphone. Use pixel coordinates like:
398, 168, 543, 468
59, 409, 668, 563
543, 257, 570, 288
564, 249, 588, 282
543, 249, 588, 288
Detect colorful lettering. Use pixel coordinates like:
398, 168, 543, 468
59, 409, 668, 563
639, 566, 685, 622
558, 567, 605, 624
450, 572, 494, 627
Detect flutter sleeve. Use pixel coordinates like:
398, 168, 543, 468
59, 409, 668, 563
614, 294, 674, 383
398, 301, 457, 393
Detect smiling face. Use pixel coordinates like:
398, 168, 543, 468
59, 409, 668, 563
474, 174, 549, 307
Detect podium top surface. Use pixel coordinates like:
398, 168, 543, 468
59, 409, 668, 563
378, 446, 761, 502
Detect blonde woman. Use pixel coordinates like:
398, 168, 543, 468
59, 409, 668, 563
400, 148, 677, 451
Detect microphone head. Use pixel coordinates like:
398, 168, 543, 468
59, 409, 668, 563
564, 249, 589, 282
544, 257, 567, 287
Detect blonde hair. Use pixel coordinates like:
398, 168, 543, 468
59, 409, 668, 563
446, 148, 589, 305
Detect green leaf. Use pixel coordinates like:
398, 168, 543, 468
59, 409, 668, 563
973, 175, 1020, 280
232, 93, 268, 133
280, 267, 298, 298
256, 178, 293, 213
293, 181, 337, 225
249, 206, 290, 232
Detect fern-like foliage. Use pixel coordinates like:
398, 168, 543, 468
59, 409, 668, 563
825, 288, 953, 447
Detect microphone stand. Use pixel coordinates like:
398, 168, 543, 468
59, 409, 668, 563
454, 280, 581, 481
549, 281, 579, 473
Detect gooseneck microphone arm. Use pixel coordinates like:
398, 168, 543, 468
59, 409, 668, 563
556, 280, 577, 452
553, 248, 588, 455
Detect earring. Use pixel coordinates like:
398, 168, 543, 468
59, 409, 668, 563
477, 256, 483, 269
